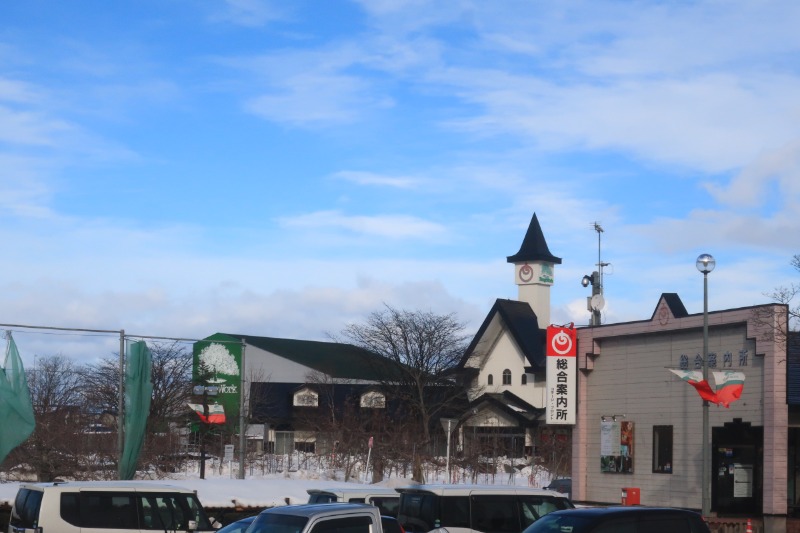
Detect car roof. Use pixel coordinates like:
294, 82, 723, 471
547, 506, 701, 517
396, 484, 565, 497
18, 481, 195, 493
262, 503, 379, 517
307, 487, 399, 496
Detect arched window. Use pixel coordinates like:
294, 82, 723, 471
502, 369, 512, 385
360, 391, 386, 408
293, 388, 318, 407
521, 374, 528, 385
488, 374, 494, 385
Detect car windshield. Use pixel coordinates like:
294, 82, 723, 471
248, 512, 309, 533
523, 513, 593, 533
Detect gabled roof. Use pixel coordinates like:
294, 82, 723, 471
468, 390, 544, 425
506, 213, 562, 265
650, 293, 689, 320
207, 333, 402, 382
460, 299, 546, 370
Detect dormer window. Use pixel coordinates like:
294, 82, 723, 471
502, 369, 512, 385
488, 374, 494, 385
293, 388, 318, 407
360, 391, 386, 408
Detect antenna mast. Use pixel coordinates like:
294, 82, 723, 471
581, 222, 609, 326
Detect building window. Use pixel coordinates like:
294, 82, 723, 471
521, 374, 527, 385
293, 389, 318, 407
653, 425, 673, 473
360, 391, 386, 408
502, 369, 511, 385
488, 374, 493, 385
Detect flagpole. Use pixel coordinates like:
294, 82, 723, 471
238, 340, 246, 480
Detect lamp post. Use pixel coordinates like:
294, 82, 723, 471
696, 253, 715, 516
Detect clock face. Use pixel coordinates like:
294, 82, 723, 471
519, 263, 534, 282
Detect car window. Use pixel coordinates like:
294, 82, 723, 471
310, 516, 374, 533
521, 513, 593, 533
10, 489, 44, 529
471, 496, 519, 533
249, 512, 309, 533
74, 492, 138, 529
518, 496, 573, 528
310, 494, 339, 504
372, 497, 400, 517
639, 514, 693, 533
440, 496, 470, 529
398, 492, 438, 532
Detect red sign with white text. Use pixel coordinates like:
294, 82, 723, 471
546, 324, 576, 425
546, 325, 576, 357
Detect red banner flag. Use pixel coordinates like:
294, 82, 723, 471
187, 402, 226, 424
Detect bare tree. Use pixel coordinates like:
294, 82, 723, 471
338, 305, 472, 480
18, 355, 87, 481
751, 254, 799, 346
83, 341, 193, 429
79, 341, 195, 475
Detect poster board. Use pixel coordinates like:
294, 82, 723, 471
600, 420, 634, 473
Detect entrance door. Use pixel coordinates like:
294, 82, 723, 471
712, 420, 762, 515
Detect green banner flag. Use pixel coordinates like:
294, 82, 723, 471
0, 332, 36, 465
119, 340, 153, 479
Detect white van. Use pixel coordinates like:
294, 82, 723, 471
306, 487, 400, 517
7, 481, 219, 533
396, 485, 574, 533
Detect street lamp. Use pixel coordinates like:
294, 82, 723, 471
696, 253, 715, 516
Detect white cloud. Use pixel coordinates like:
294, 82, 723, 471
331, 170, 421, 189
278, 210, 448, 240
211, 0, 288, 28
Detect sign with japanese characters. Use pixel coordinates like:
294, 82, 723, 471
546, 324, 576, 425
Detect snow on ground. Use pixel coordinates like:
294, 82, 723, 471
0, 462, 552, 510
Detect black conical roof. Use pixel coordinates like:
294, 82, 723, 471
506, 213, 562, 264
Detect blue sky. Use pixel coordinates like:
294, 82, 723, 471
2, 0, 799, 362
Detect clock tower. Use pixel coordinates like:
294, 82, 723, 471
507, 213, 562, 327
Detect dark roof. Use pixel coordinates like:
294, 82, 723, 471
460, 299, 546, 370
506, 213, 562, 265
650, 293, 689, 320
469, 391, 543, 425
211, 333, 403, 381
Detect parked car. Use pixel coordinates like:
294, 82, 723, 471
246, 502, 386, 533
397, 484, 574, 533
217, 515, 256, 533
521, 506, 711, 533
307, 487, 400, 517
543, 478, 571, 499
7, 481, 219, 533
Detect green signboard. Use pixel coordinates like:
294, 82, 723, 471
192, 333, 243, 428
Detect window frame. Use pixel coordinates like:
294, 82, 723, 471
652, 425, 673, 474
